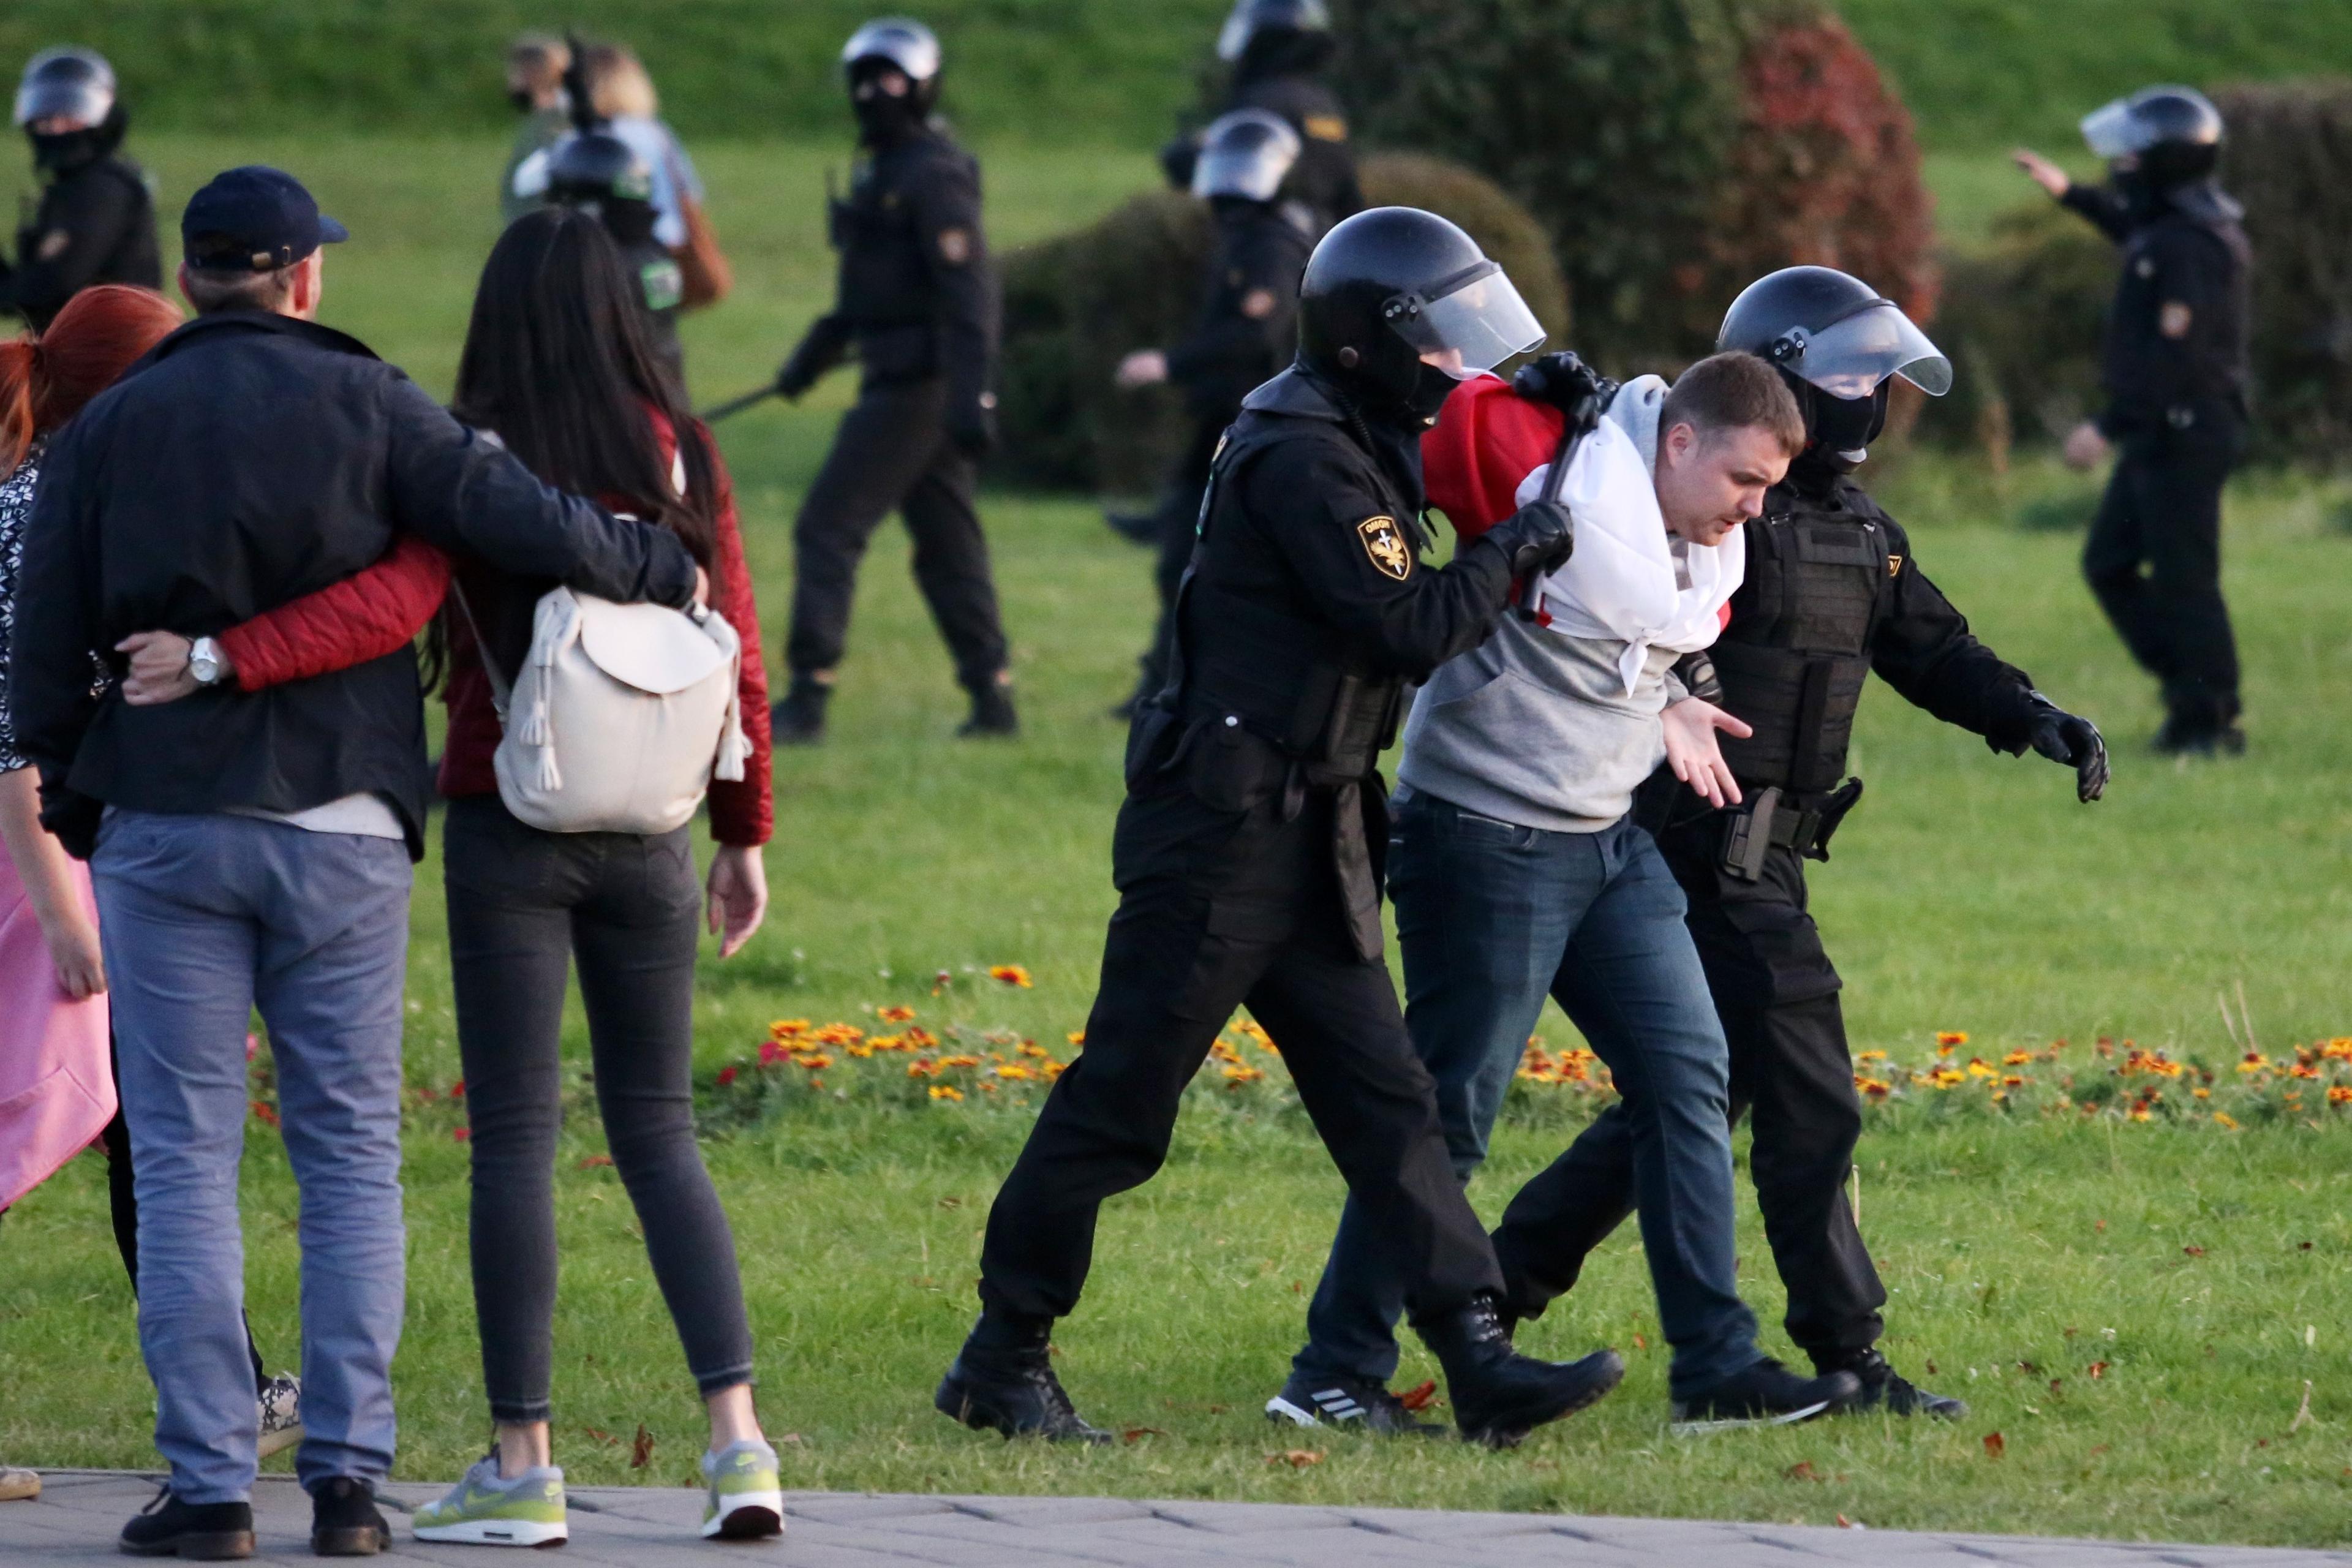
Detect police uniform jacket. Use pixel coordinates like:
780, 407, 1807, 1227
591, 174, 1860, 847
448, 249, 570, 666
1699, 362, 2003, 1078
816, 123, 999, 432
1166, 200, 1315, 421
1687, 463, 2045, 820
2062, 179, 2252, 437
1133, 364, 1516, 959
1, 153, 160, 329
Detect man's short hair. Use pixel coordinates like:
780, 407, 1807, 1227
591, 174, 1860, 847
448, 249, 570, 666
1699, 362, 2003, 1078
1659, 352, 1806, 458
181, 264, 298, 316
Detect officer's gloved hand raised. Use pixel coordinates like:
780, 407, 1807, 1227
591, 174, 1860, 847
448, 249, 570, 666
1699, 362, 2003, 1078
1482, 499, 1576, 580
1512, 352, 1617, 417
2025, 700, 2108, 802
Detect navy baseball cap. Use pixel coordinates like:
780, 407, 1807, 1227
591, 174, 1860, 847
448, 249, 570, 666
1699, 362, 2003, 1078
181, 165, 349, 273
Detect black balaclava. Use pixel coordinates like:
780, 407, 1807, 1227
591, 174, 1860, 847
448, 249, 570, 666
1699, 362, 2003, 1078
28, 103, 126, 174
1236, 27, 1335, 87
850, 62, 929, 147
1789, 377, 1890, 483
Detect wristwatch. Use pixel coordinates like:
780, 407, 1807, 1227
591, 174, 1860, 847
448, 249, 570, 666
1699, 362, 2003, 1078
189, 636, 226, 687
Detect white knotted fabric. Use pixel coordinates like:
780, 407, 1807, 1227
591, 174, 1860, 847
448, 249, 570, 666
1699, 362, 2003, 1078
1512, 416, 1746, 696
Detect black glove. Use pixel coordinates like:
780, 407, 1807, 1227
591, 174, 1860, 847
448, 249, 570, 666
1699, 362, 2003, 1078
1482, 499, 1575, 580
775, 315, 850, 401
1512, 350, 1616, 417
2026, 701, 2108, 802
949, 398, 999, 461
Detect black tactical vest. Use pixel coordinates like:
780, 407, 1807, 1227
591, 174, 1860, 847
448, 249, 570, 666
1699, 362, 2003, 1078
1711, 477, 1893, 797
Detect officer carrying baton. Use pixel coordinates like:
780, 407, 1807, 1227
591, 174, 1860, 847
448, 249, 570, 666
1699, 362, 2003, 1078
698, 385, 780, 425
1513, 382, 1607, 622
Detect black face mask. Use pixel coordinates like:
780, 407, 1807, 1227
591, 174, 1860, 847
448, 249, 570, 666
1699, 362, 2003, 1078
851, 90, 924, 146
1404, 360, 1460, 426
1804, 382, 1890, 473
29, 126, 102, 173
2112, 167, 2161, 224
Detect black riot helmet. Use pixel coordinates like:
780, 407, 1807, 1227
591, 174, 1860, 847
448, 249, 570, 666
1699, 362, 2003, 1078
1717, 265, 1950, 471
1192, 108, 1300, 203
2080, 84, 2224, 189
16, 47, 126, 173
843, 17, 942, 143
1216, 0, 1333, 67
1300, 206, 1547, 428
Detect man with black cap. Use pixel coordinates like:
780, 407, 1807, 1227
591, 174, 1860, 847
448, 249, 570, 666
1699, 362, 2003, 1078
767, 17, 1014, 744
1163, 0, 1362, 239
937, 207, 1625, 1450
1482, 267, 2108, 1423
2017, 86, 2252, 755
1, 46, 160, 329
12, 165, 701, 1561
1112, 107, 1317, 715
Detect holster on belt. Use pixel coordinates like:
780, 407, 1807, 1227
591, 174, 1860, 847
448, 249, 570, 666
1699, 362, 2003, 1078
1717, 776, 1866, 881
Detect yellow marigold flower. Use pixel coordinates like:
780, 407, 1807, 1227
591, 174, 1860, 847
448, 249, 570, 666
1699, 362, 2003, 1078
1042, 1061, 1065, 1080
1019, 1042, 1050, 1058
1965, 1058, 1998, 1079
769, 1019, 811, 1039
2128, 1106, 2152, 1122
995, 1063, 1033, 1080
1221, 1064, 1266, 1085
1928, 1068, 1966, 1089
2323, 1038, 2352, 1061
2193, 1087, 2210, 1099
1857, 1050, 1889, 1063
929, 1085, 963, 1101
989, 965, 1034, 989
2213, 1111, 2239, 1128
814, 1022, 865, 1046
941, 1054, 982, 1069
2003, 1050, 2034, 1066
878, 1005, 917, 1023
2237, 1052, 2269, 1074
903, 1026, 938, 1049
794, 1053, 833, 1071
1936, 1030, 1969, 1053
1066, 1030, 1087, 1047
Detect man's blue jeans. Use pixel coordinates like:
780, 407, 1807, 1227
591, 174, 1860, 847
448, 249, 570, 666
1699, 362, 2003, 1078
1292, 790, 1762, 1401
92, 810, 411, 1505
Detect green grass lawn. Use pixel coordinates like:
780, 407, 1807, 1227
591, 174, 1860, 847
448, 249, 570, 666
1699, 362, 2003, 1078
1, 134, 2350, 1546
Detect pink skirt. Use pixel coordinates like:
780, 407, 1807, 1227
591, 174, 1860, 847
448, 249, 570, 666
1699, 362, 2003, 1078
0, 843, 112, 1212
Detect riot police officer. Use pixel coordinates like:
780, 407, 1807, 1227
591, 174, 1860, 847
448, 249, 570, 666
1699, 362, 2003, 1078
2, 48, 159, 330
769, 18, 1012, 743
1161, 0, 1363, 239
543, 126, 687, 398
2016, 86, 2252, 755
937, 208, 1620, 1447
1486, 267, 2109, 1420
1114, 108, 1318, 715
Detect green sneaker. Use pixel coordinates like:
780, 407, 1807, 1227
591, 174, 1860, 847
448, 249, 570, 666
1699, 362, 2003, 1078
699, 1438, 783, 1540
412, 1453, 568, 1548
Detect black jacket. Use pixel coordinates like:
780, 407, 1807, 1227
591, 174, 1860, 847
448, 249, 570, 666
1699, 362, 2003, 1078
1167, 199, 1315, 421
12, 311, 699, 859
0, 153, 161, 329
2062, 179, 2252, 435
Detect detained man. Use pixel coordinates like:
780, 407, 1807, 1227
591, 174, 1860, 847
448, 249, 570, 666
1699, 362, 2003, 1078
1272, 350, 1863, 1436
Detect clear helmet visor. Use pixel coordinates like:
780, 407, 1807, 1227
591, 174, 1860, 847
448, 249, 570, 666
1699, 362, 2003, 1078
13, 73, 111, 129
1386, 262, 1547, 379
2080, 98, 2152, 160
1192, 110, 1300, 202
1773, 301, 1951, 399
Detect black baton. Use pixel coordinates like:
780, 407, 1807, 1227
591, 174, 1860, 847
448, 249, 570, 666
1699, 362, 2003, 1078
698, 385, 780, 425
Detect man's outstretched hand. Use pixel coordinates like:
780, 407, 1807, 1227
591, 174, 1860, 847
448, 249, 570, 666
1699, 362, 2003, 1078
2028, 703, 2109, 802
1664, 696, 1754, 810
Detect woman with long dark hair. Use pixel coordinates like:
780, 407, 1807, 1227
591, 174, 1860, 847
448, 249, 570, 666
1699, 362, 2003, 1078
410, 207, 779, 1548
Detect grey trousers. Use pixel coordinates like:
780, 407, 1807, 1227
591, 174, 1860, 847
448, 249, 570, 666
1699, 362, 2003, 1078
92, 810, 411, 1505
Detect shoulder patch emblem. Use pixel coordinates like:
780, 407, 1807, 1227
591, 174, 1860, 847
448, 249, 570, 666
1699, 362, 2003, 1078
937, 227, 972, 265
1359, 515, 1412, 581
640, 258, 684, 312
1887, 553, 1904, 578
1303, 114, 1349, 142
36, 228, 71, 262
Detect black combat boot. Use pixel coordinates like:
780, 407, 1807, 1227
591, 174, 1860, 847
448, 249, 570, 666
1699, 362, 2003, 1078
309, 1476, 391, 1557
1668, 1357, 1861, 1436
1265, 1369, 1446, 1437
119, 1490, 255, 1559
1415, 1294, 1624, 1447
771, 676, 832, 745
958, 675, 1020, 738
936, 1311, 1110, 1443
1818, 1346, 1967, 1419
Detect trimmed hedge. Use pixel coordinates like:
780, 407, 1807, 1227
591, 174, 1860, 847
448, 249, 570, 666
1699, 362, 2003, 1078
998, 153, 1568, 494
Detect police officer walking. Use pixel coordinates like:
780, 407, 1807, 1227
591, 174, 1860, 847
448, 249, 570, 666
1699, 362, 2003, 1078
1162, 0, 1363, 239
769, 18, 1012, 743
2016, 86, 2252, 755
1487, 268, 2109, 1420
937, 208, 1620, 1447
2, 48, 159, 330
1113, 108, 1317, 714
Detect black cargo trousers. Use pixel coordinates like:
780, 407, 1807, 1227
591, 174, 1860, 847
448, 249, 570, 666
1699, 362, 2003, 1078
1490, 814, 1885, 1363
785, 373, 1009, 692
978, 772, 1504, 1324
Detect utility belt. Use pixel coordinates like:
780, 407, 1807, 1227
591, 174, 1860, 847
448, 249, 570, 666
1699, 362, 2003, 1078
1126, 672, 1400, 810
1716, 777, 1864, 882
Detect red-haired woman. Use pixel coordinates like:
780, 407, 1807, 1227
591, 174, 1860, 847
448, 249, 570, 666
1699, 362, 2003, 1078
0, 285, 446, 1491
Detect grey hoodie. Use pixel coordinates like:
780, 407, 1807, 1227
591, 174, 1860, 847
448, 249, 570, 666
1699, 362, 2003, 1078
1395, 376, 1692, 834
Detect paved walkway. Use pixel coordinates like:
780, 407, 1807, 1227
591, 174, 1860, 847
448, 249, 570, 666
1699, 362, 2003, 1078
7, 1471, 2350, 1566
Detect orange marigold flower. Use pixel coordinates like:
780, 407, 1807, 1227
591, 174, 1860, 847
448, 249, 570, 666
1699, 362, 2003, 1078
929, 1085, 963, 1102
1019, 1042, 1050, 1059
2192, 1087, 2210, 1099
903, 1026, 938, 1049
2288, 1063, 2321, 1080
769, 1019, 811, 1039
794, 1053, 833, 1071
877, 1005, 917, 1024
2002, 1074, 2026, 1087
1936, 1031, 1969, 1053
1041, 1061, 1065, 1080
2322, 1037, 2352, 1061
2327, 1086, 2352, 1106
1856, 1050, 1889, 1063
989, 965, 1034, 989
941, 1054, 982, 1069
1222, 1065, 1266, 1085
1855, 1077, 1891, 1100
1066, 1030, 1087, 1046
907, 1059, 938, 1079
2003, 1050, 2034, 1066
2127, 1107, 2152, 1122
813, 1022, 865, 1046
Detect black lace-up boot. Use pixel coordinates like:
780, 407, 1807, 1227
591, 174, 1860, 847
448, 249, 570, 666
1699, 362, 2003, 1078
936, 1311, 1110, 1443
1416, 1294, 1624, 1447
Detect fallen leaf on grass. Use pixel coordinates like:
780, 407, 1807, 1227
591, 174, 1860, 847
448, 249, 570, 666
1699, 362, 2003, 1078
1267, 1449, 1324, 1468
1784, 1460, 1822, 1482
630, 1423, 655, 1469
1120, 1428, 1166, 1445
582, 1427, 616, 1447
2290, 1380, 2314, 1433
1396, 1381, 1439, 1412
1982, 1431, 2005, 1459
2087, 1361, 2109, 1379
578, 1155, 613, 1169
2183, 1245, 2206, 1257
1632, 1334, 1647, 1351
1835, 1515, 1864, 1530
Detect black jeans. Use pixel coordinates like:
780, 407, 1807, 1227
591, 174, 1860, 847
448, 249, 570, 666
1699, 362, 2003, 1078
977, 782, 1503, 1325
1491, 823, 1886, 1364
2083, 411, 2244, 728
443, 796, 755, 1423
785, 375, 1009, 692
